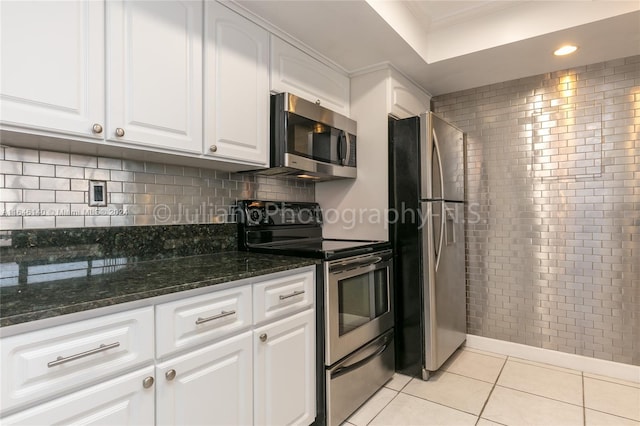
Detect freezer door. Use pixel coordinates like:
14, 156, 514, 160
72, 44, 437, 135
421, 201, 466, 373
420, 112, 465, 202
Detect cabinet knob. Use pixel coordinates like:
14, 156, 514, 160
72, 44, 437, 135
92, 123, 103, 134
315, 99, 321, 105
259, 333, 268, 342
209, 145, 218, 153
142, 376, 155, 389
115, 128, 125, 137
165, 369, 177, 381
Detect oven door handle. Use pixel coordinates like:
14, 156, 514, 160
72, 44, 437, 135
329, 256, 384, 274
331, 342, 389, 379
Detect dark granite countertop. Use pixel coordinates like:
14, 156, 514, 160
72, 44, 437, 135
0, 251, 318, 327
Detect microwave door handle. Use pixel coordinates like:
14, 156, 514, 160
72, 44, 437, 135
338, 131, 348, 165
344, 132, 351, 165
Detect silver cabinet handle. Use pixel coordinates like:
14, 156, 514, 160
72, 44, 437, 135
92, 123, 103, 134
195, 310, 235, 325
115, 127, 125, 137
209, 145, 218, 153
259, 333, 268, 342
315, 99, 321, 105
165, 369, 177, 381
47, 342, 120, 368
142, 376, 155, 389
279, 290, 305, 300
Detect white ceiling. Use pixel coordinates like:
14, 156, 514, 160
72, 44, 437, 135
233, 0, 640, 96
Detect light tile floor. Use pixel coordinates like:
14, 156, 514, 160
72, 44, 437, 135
343, 347, 640, 426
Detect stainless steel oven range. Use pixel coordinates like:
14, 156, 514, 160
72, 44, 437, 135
237, 200, 394, 426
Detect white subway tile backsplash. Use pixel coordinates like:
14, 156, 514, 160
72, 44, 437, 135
55, 165, 84, 179
70, 154, 97, 168
0, 160, 23, 175
39, 151, 70, 165
5, 147, 38, 162
40, 177, 71, 191
5, 175, 39, 189
23, 163, 55, 177
84, 169, 110, 180
55, 216, 85, 228
0, 142, 314, 231
0, 216, 22, 230
22, 215, 55, 229
24, 189, 55, 203
97, 157, 122, 170
55, 191, 84, 203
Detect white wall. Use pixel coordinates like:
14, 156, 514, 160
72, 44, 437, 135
315, 69, 389, 241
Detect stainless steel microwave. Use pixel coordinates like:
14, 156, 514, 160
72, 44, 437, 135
255, 92, 357, 181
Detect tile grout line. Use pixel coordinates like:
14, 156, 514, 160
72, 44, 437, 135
475, 355, 509, 425
582, 372, 586, 426
364, 388, 401, 426
396, 374, 490, 420
495, 383, 585, 409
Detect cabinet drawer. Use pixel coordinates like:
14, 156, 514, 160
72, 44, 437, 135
0, 307, 154, 414
253, 270, 314, 325
155, 284, 252, 358
1, 366, 155, 425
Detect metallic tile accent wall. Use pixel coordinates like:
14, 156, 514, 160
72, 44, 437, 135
0, 147, 314, 230
432, 56, 640, 366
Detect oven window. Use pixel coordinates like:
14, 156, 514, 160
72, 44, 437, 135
338, 269, 389, 336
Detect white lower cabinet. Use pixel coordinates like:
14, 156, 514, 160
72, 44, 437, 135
254, 309, 316, 426
156, 331, 253, 426
0, 267, 316, 425
1, 366, 155, 425
0, 307, 154, 414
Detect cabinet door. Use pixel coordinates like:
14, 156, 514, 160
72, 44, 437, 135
156, 331, 253, 426
270, 36, 350, 116
106, 0, 202, 153
254, 309, 316, 426
204, 2, 269, 166
387, 69, 431, 119
1, 366, 155, 425
0, 0, 104, 137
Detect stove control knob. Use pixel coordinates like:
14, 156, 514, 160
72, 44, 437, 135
249, 208, 262, 224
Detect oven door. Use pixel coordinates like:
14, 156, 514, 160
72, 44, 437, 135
325, 250, 394, 365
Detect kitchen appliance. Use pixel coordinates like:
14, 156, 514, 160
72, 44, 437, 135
237, 200, 394, 426
249, 92, 357, 181
389, 111, 466, 379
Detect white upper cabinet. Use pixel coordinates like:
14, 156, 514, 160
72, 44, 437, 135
204, 2, 270, 166
387, 68, 431, 119
106, 0, 203, 153
0, 0, 104, 138
270, 36, 350, 116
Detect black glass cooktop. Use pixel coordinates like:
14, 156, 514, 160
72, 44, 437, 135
248, 238, 390, 260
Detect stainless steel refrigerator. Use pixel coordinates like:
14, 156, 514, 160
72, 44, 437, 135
389, 111, 466, 380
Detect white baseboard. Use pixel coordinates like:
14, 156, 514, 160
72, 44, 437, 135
465, 334, 640, 384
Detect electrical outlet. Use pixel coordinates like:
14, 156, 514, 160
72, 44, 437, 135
89, 180, 107, 207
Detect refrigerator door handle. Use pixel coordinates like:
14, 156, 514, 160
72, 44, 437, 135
432, 128, 445, 201
435, 201, 445, 271
432, 128, 446, 271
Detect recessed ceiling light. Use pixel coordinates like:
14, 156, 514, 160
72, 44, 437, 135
554, 45, 578, 56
